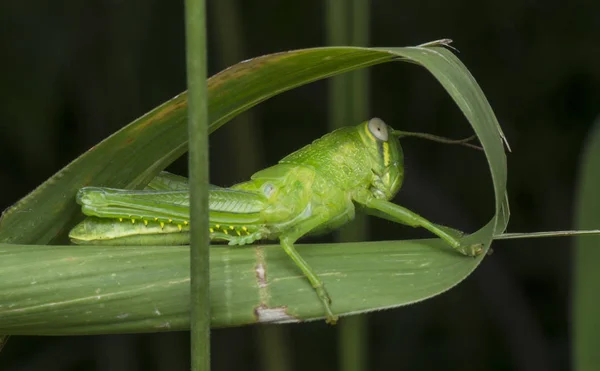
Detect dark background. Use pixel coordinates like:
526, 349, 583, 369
1, 0, 599, 370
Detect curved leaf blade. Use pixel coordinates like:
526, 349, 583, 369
0, 232, 493, 334
0, 41, 508, 329
0, 43, 507, 245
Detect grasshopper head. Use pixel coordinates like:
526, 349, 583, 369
358, 118, 404, 200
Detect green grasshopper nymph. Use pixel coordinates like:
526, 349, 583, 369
69, 118, 483, 324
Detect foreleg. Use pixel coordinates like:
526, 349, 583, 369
355, 195, 482, 256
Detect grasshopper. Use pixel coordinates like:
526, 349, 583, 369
69, 118, 482, 324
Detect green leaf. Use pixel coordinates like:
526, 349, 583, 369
1, 236, 494, 334
0, 41, 508, 333
573, 117, 600, 371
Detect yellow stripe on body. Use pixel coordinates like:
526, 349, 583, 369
364, 123, 391, 167
383, 142, 390, 166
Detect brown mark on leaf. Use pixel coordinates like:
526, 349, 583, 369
255, 246, 270, 304
82, 174, 94, 187
208, 51, 297, 91
148, 94, 187, 123
256, 262, 267, 288
253, 304, 299, 324
129, 94, 188, 134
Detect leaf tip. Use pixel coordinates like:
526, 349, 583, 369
418, 39, 459, 53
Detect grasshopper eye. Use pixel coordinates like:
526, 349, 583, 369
368, 118, 388, 141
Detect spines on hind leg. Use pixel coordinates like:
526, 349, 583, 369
69, 216, 191, 245
209, 223, 269, 245
72, 181, 272, 245
70, 215, 270, 246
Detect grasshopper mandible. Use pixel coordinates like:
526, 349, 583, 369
69, 118, 483, 324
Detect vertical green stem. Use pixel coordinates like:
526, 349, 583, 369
211, 0, 263, 181
326, 0, 350, 131
339, 316, 368, 371
211, 1, 291, 369
326, 0, 370, 370
350, 0, 370, 126
185, 0, 210, 369
574, 119, 600, 371
344, 0, 370, 243
256, 325, 293, 371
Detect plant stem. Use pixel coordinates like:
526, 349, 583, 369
211, 1, 291, 369
339, 316, 367, 371
256, 325, 292, 371
185, 0, 210, 369
327, 0, 369, 370
326, 0, 350, 129
573, 118, 600, 371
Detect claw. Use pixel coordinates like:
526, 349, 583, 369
326, 314, 339, 325
315, 286, 338, 325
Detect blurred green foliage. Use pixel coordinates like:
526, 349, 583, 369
574, 118, 600, 371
